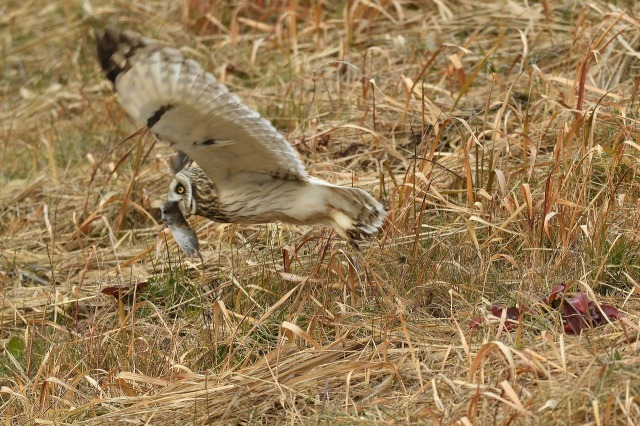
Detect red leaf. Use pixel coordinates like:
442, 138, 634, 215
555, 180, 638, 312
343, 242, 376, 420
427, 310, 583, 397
101, 286, 125, 299
490, 305, 502, 317
134, 281, 149, 292
100, 281, 148, 300
570, 292, 590, 313
546, 283, 567, 306
489, 305, 520, 331
506, 306, 520, 320
490, 305, 520, 320
505, 307, 520, 321
561, 300, 588, 334
469, 305, 523, 331
587, 302, 603, 324
600, 304, 621, 320
543, 284, 623, 334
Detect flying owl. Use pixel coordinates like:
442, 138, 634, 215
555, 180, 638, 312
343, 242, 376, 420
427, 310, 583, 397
95, 27, 386, 253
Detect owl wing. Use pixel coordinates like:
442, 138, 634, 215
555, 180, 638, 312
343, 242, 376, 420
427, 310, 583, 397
95, 27, 308, 186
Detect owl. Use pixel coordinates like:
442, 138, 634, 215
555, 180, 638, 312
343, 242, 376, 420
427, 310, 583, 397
95, 27, 386, 253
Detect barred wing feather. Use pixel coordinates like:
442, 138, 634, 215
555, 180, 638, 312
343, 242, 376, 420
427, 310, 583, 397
95, 27, 308, 185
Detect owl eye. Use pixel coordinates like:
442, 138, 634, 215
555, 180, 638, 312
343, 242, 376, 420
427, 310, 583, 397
176, 184, 185, 194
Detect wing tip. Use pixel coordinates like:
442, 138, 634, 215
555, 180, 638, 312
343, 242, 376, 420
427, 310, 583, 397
94, 26, 120, 84
94, 25, 149, 85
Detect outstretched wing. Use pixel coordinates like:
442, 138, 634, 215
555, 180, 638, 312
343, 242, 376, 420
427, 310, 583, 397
95, 27, 308, 186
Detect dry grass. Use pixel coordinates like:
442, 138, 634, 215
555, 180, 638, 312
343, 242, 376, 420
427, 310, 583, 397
2, 0, 640, 424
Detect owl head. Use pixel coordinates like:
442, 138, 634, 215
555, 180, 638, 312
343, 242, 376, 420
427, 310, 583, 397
167, 172, 197, 217
165, 154, 223, 222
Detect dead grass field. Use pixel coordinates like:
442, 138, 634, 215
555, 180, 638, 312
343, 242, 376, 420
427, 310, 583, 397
2, 0, 640, 424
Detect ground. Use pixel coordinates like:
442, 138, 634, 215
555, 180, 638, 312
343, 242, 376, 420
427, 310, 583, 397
1, 0, 640, 424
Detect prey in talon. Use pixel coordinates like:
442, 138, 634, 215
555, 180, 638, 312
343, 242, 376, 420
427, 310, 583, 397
160, 200, 203, 264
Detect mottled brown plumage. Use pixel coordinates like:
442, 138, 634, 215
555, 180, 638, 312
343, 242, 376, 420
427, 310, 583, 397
169, 166, 230, 223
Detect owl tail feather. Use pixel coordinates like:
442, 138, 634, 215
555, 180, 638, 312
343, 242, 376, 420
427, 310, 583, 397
310, 180, 386, 247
